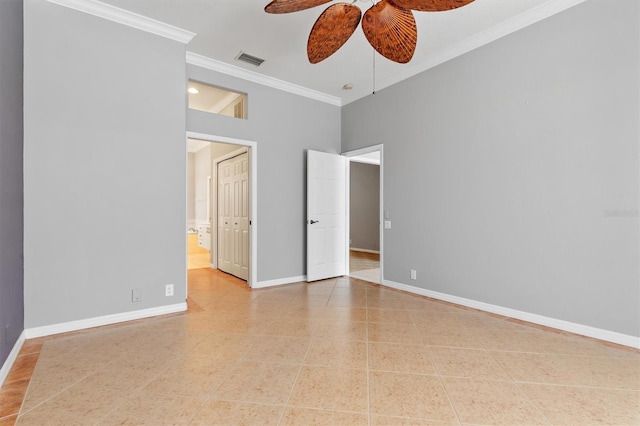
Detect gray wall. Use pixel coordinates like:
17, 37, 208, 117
187, 65, 341, 281
342, 0, 639, 337
0, 0, 24, 364
350, 162, 380, 251
24, 0, 188, 328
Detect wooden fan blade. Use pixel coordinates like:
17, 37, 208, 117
265, 0, 332, 14
307, 3, 361, 64
388, 0, 474, 12
362, 0, 417, 64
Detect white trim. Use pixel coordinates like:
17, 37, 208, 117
342, 0, 589, 105
253, 275, 307, 289
186, 52, 341, 107
24, 303, 187, 339
349, 248, 380, 254
0, 331, 26, 388
382, 279, 640, 349
187, 132, 258, 288
46, 0, 196, 44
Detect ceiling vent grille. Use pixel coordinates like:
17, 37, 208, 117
235, 52, 265, 67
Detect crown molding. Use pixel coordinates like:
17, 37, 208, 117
342, 0, 589, 105
46, 0, 196, 44
187, 52, 342, 107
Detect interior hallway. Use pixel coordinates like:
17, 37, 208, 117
1, 269, 639, 425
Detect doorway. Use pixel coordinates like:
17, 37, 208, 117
344, 145, 383, 284
185, 131, 258, 288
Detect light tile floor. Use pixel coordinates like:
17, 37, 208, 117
2, 269, 639, 425
350, 250, 380, 284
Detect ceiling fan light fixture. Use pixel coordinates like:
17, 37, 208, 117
264, 0, 475, 64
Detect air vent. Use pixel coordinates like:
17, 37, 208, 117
235, 52, 265, 67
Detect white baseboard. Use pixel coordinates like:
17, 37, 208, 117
253, 275, 307, 289
350, 248, 380, 254
383, 279, 640, 349
24, 303, 187, 339
0, 330, 26, 388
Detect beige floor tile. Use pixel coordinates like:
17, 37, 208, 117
288, 366, 368, 413
368, 308, 415, 324
442, 377, 550, 425
187, 332, 255, 360
419, 327, 484, 349
16, 383, 130, 425
370, 415, 458, 425
473, 329, 547, 352
258, 319, 315, 337
367, 297, 407, 309
242, 335, 311, 364
78, 354, 168, 392
214, 361, 300, 405
6, 270, 639, 426
409, 312, 464, 329
454, 312, 533, 331
492, 352, 640, 390
326, 294, 367, 308
142, 356, 234, 397
19, 381, 69, 414
368, 342, 435, 374
322, 307, 367, 322
520, 383, 640, 425
312, 320, 367, 341
368, 322, 422, 344
428, 347, 511, 380
190, 400, 283, 426
304, 339, 367, 369
29, 357, 99, 387
369, 371, 457, 422
279, 407, 368, 425
99, 392, 207, 425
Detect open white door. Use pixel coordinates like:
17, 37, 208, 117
307, 150, 346, 282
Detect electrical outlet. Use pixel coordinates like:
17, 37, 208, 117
132, 289, 142, 302
410, 269, 417, 280
384, 220, 391, 229
165, 284, 174, 297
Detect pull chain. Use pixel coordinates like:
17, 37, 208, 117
372, 48, 376, 95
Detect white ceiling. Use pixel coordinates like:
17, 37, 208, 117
96, 0, 586, 105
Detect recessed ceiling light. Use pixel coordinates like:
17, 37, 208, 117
188, 87, 199, 94
342, 83, 353, 90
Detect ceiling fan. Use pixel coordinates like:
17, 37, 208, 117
265, 0, 475, 64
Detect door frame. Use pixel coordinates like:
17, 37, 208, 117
187, 131, 258, 288
342, 144, 384, 284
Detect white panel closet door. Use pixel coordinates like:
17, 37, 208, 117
307, 150, 346, 282
218, 152, 249, 281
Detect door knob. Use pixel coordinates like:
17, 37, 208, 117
309, 220, 319, 224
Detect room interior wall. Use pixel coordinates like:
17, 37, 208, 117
0, 0, 24, 367
23, 0, 188, 329
342, 0, 639, 338
350, 162, 380, 252
187, 65, 341, 283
